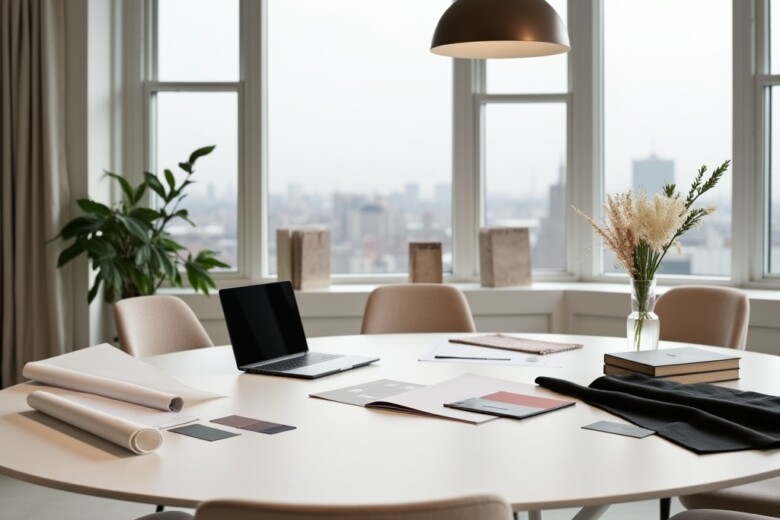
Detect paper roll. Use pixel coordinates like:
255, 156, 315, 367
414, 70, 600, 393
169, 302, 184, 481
23, 363, 183, 412
27, 390, 163, 454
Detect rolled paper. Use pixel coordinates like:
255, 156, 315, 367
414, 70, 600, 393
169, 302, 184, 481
23, 362, 183, 412
27, 390, 163, 454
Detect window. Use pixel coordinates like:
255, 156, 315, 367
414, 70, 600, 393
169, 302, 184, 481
483, 0, 568, 272
266, 0, 452, 275
151, 0, 240, 271
603, 0, 733, 278
136, 1, 776, 288
766, 0, 780, 275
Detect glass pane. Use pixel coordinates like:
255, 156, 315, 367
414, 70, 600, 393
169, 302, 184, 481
772, 0, 780, 74
155, 92, 238, 271
484, 103, 567, 271
603, 0, 732, 277
267, 0, 453, 275
157, 0, 239, 82
486, 0, 567, 94
769, 87, 780, 273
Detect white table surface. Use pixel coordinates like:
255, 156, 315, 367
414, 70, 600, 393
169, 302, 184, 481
2, 333, 780, 513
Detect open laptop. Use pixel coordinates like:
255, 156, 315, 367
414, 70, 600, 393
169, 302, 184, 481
219, 281, 378, 379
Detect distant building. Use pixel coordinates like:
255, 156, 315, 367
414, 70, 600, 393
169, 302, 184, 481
633, 154, 674, 195
533, 163, 566, 270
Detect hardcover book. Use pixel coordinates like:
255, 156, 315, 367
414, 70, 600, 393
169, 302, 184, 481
603, 364, 740, 384
604, 347, 740, 377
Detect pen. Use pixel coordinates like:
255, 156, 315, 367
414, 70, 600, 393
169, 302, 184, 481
434, 355, 511, 361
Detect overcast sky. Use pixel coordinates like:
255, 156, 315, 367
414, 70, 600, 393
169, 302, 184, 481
154, 0, 733, 205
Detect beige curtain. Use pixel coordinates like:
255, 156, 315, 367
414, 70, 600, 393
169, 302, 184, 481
1, 0, 72, 387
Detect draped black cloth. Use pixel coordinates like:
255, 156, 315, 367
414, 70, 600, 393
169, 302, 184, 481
535, 374, 780, 453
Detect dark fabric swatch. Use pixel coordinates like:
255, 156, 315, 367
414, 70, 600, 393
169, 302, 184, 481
169, 424, 240, 441
535, 374, 780, 454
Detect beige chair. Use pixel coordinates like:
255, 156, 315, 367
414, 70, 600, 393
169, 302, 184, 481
114, 295, 214, 358
654, 286, 750, 349
679, 478, 780, 519
136, 495, 513, 520
360, 284, 477, 334
654, 286, 753, 520
671, 510, 778, 520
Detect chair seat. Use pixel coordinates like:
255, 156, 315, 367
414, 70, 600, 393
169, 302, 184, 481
679, 477, 780, 518
136, 511, 194, 520
672, 509, 778, 520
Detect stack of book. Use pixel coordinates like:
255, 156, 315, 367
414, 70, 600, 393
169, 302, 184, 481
604, 346, 741, 384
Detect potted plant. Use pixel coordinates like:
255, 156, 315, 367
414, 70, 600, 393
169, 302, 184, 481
55, 145, 229, 303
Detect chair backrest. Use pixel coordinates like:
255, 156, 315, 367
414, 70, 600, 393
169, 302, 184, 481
654, 286, 750, 350
360, 284, 477, 334
194, 495, 513, 520
114, 295, 214, 358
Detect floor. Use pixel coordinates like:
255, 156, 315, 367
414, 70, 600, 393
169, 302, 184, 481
0, 474, 685, 520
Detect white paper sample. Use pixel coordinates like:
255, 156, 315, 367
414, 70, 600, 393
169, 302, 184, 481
27, 391, 163, 454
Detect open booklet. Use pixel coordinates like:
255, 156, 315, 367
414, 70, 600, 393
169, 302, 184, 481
310, 374, 567, 425
22, 343, 223, 454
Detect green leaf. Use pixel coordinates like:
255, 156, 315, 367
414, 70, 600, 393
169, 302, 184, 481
179, 162, 192, 174
188, 145, 216, 165
195, 249, 230, 269
164, 169, 176, 192
98, 260, 121, 299
87, 272, 103, 304
150, 246, 178, 280
128, 268, 153, 295
130, 207, 162, 223
57, 241, 86, 267
116, 215, 151, 242
58, 215, 102, 240
185, 261, 216, 293
144, 172, 168, 200
135, 244, 152, 266
77, 199, 112, 217
85, 239, 116, 258
132, 182, 148, 206
157, 248, 178, 280
185, 262, 204, 293
104, 171, 135, 204
159, 237, 186, 252
173, 209, 195, 226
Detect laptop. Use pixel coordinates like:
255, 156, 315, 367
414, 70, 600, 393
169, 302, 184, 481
219, 281, 379, 379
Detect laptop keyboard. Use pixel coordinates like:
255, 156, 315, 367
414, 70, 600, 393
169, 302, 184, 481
260, 352, 341, 371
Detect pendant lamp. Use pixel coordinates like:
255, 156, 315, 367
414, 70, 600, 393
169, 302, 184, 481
431, 0, 570, 59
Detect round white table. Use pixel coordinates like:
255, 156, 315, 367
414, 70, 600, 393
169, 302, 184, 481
2, 334, 780, 516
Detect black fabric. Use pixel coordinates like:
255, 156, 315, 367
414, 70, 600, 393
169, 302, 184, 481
535, 374, 780, 454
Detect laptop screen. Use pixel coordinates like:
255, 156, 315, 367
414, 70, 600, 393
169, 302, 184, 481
219, 281, 309, 368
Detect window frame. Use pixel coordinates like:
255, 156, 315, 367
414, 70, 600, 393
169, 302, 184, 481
124, 0, 779, 289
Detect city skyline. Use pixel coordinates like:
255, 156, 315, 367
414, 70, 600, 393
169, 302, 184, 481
170, 151, 737, 278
